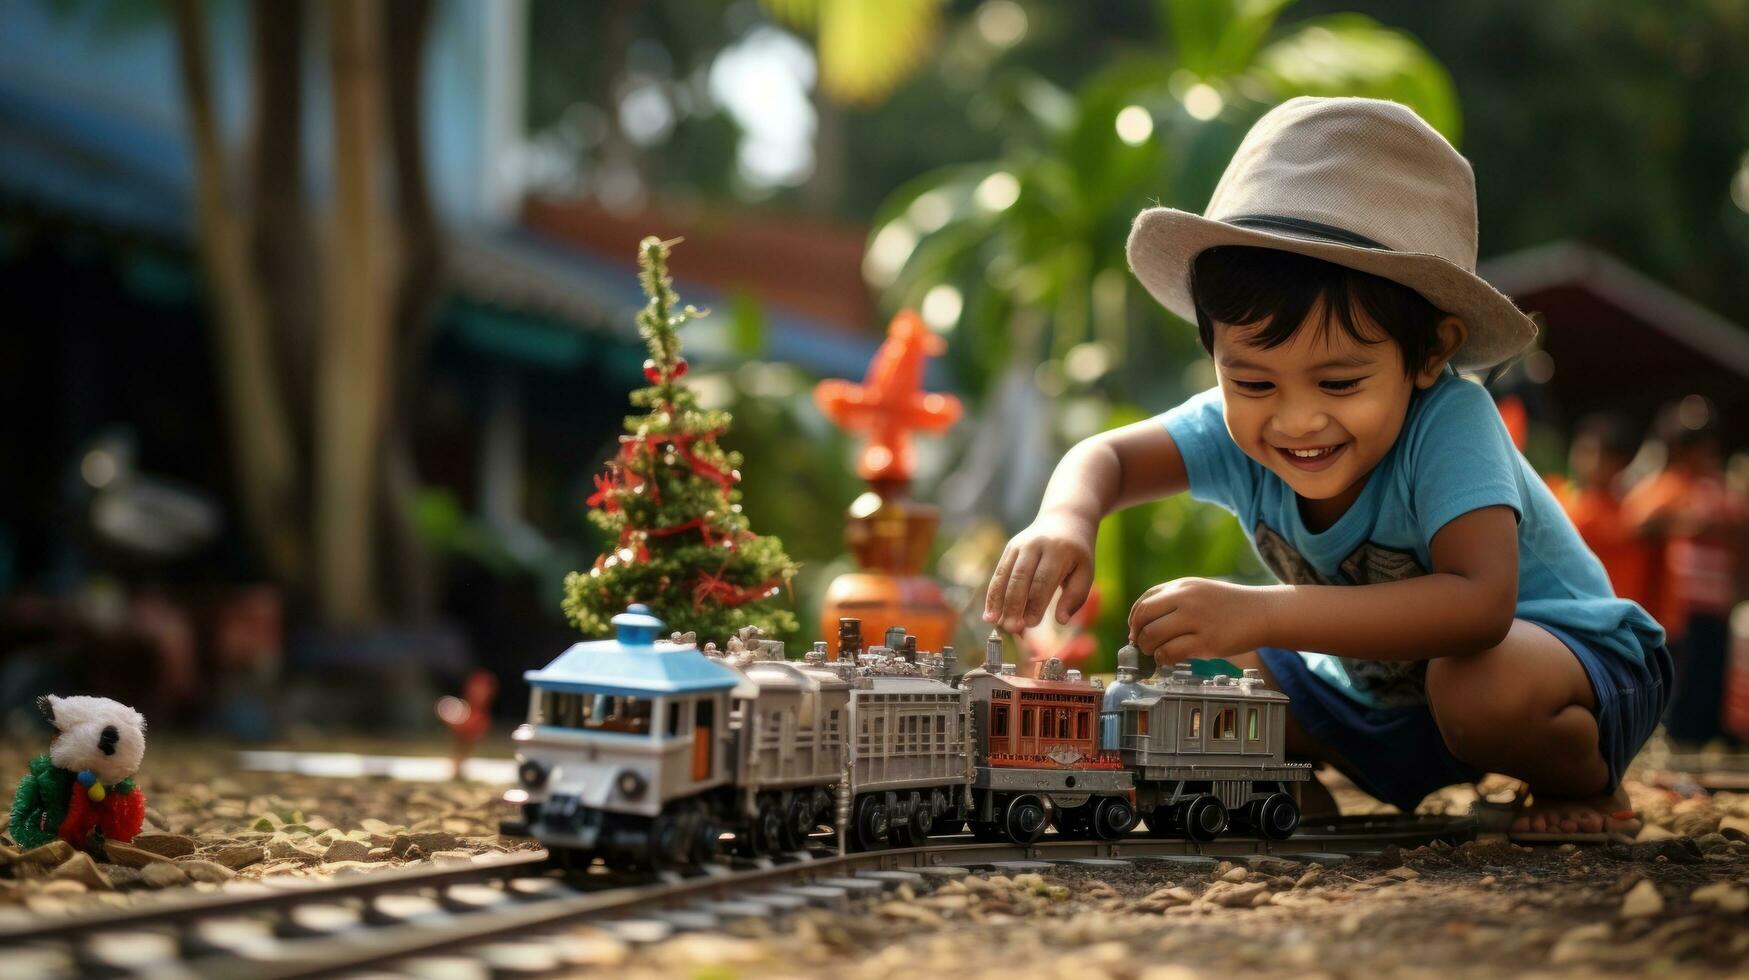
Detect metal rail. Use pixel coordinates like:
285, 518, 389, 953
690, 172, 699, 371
0, 851, 549, 945
5, 816, 1475, 978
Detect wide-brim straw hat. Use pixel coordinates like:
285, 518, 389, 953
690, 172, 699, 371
1127, 96, 1536, 372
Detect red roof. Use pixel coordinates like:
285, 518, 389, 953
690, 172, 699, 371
520, 196, 878, 335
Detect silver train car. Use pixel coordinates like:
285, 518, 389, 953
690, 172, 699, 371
1115, 655, 1312, 841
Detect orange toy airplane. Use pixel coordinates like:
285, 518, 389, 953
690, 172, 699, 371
814, 310, 962, 485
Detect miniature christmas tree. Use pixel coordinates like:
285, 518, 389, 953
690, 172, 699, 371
561, 237, 798, 641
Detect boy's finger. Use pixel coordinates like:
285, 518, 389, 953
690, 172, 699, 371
1134, 609, 1184, 656
983, 547, 1019, 621
1141, 629, 1194, 666
1159, 633, 1201, 664
1021, 557, 1065, 628
1057, 562, 1094, 624
1127, 589, 1171, 638
999, 549, 1042, 631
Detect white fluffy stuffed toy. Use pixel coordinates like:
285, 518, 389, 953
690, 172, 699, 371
9, 695, 149, 850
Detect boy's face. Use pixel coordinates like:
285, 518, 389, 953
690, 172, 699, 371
1212, 299, 1455, 511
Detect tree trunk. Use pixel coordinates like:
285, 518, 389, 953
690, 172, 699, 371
249, 0, 319, 476
169, 0, 304, 587
318, 0, 393, 625
379, 0, 442, 623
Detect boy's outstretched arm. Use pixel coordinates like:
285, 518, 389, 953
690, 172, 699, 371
986, 421, 1191, 634
1131, 505, 1519, 662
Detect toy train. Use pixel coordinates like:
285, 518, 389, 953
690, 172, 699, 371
500, 605, 1311, 866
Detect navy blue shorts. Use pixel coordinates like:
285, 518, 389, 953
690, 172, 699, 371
1258, 625, 1673, 811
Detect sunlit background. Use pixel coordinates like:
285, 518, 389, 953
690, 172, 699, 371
3, 0, 1747, 747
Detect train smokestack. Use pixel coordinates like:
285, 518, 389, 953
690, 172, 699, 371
837, 618, 863, 662
884, 626, 908, 657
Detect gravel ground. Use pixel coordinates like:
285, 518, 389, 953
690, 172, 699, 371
0, 740, 536, 918
4, 741, 1749, 976
586, 831, 1749, 979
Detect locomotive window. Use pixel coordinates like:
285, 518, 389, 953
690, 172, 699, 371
1214, 708, 1237, 740
1139, 710, 1150, 736
1021, 710, 1034, 737
1187, 708, 1200, 737
1076, 711, 1090, 740
667, 702, 681, 736
993, 706, 1009, 737
1058, 710, 1070, 739
538, 692, 653, 735
1247, 708, 1260, 741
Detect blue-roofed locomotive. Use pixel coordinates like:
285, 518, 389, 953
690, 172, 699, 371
503, 605, 1311, 866
504, 606, 744, 865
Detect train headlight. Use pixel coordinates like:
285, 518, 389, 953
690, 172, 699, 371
615, 769, 648, 799
518, 760, 549, 788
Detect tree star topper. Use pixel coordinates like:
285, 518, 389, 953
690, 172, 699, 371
814, 309, 961, 484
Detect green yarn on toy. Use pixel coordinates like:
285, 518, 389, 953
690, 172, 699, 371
9, 755, 73, 849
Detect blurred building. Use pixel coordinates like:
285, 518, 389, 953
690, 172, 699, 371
1482, 242, 1749, 452
0, 0, 878, 597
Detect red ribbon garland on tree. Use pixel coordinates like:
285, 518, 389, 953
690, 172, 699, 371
586, 412, 752, 578
691, 567, 784, 609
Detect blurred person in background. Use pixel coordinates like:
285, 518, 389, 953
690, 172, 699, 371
1557, 413, 1656, 611
1623, 397, 1744, 745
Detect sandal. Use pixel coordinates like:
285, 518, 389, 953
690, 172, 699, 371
1470, 786, 1637, 844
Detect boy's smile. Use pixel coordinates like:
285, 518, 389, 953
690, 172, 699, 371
1213, 299, 1458, 529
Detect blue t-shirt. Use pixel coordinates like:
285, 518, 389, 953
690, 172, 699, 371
1159, 370, 1666, 707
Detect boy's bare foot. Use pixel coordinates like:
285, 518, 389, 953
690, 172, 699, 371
1509, 785, 1639, 836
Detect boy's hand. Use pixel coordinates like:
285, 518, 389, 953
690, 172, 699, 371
983, 512, 1097, 634
1129, 578, 1268, 664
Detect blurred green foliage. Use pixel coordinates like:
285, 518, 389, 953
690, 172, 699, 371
520, 0, 1749, 664
865, 0, 1459, 666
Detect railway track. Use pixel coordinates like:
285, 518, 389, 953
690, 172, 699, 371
2, 815, 1475, 978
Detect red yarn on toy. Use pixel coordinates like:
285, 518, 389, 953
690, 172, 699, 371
57, 785, 146, 847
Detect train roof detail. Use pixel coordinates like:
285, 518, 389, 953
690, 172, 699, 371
1119, 665, 1290, 706
992, 675, 1102, 696
524, 605, 742, 697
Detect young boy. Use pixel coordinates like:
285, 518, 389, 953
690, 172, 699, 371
983, 97, 1670, 834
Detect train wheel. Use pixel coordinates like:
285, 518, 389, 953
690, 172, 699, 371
852, 794, 890, 851
782, 795, 815, 851
1093, 796, 1138, 840
1257, 792, 1300, 840
755, 797, 787, 853
905, 793, 932, 844
651, 809, 692, 868
1184, 795, 1228, 842
688, 802, 721, 864
1002, 794, 1048, 844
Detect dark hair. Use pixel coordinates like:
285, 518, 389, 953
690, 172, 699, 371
1572, 412, 1639, 459
1189, 246, 1447, 376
